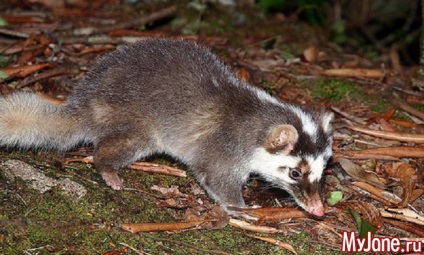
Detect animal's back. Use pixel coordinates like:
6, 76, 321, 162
68, 39, 239, 113
67, 39, 266, 159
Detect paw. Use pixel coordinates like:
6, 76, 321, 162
100, 171, 123, 190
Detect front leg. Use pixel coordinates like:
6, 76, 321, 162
194, 165, 252, 216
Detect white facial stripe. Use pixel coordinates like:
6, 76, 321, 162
306, 155, 325, 182
253, 88, 319, 142
249, 147, 300, 184
289, 106, 318, 142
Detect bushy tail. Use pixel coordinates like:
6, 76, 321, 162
0, 92, 89, 151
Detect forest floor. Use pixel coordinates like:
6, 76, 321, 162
0, 1, 423, 254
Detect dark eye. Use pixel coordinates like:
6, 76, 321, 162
289, 168, 302, 180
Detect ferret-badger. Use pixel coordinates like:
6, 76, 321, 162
0, 38, 333, 216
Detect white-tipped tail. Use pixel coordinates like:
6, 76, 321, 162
0, 92, 88, 151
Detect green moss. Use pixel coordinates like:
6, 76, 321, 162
308, 79, 363, 103
370, 98, 390, 114
299, 78, 391, 114
411, 103, 424, 112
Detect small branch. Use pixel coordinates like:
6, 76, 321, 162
333, 152, 398, 160
128, 162, 187, 178
331, 107, 367, 125
391, 98, 424, 121
153, 237, 232, 255
66, 156, 186, 178
380, 209, 424, 226
337, 146, 424, 158
383, 218, 424, 237
73, 5, 177, 35
0, 28, 29, 38
228, 219, 282, 234
121, 221, 204, 233
347, 125, 424, 143
247, 235, 298, 255
16, 68, 76, 89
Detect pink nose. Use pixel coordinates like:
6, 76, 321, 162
309, 202, 325, 216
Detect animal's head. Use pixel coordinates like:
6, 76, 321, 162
250, 111, 333, 216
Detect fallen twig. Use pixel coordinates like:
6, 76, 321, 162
16, 68, 75, 89
73, 5, 177, 36
391, 98, 424, 121
380, 208, 424, 226
121, 220, 204, 233
331, 107, 367, 125
0, 27, 29, 38
228, 219, 282, 234
128, 162, 187, 178
322, 68, 384, 79
337, 146, 424, 158
346, 125, 424, 143
118, 242, 148, 255
240, 207, 308, 225
1, 63, 53, 78
66, 156, 186, 177
247, 235, 298, 255
333, 151, 398, 160
383, 219, 424, 237
153, 237, 232, 255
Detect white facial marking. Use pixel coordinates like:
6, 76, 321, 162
289, 105, 318, 142
249, 147, 300, 185
306, 155, 326, 182
251, 88, 320, 142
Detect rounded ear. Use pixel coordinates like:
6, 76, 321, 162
265, 124, 299, 154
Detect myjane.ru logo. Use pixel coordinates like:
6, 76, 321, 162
341, 231, 422, 253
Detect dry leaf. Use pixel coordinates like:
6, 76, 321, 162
336, 158, 386, 187
383, 162, 418, 207
151, 185, 184, 197
335, 200, 384, 231
184, 205, 229, 230
303, 44, 319, 63
236, 67, 251, 82
352, 181, 400, 205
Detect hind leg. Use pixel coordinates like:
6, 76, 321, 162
94, 135, 154, 190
